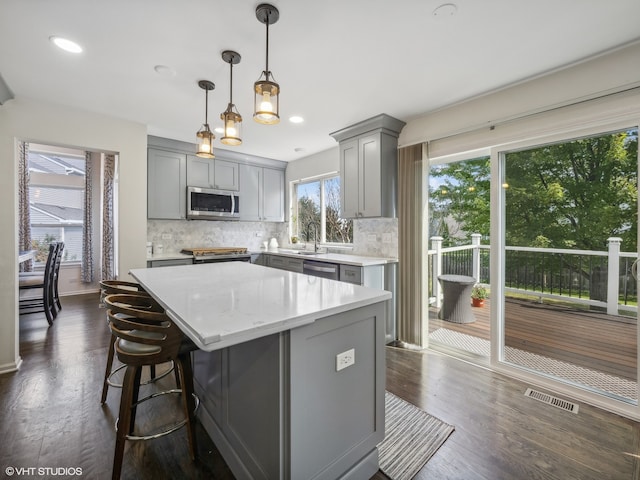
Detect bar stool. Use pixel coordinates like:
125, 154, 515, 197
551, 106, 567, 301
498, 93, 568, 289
99, 280, 171, 404
104, 293, 198, 480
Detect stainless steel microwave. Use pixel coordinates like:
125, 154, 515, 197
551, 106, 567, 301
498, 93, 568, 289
187, 186, 240, 220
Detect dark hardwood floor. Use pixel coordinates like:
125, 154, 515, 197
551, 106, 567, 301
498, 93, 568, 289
2, 294, 639, 479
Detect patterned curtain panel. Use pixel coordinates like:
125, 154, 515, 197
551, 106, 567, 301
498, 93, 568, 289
18, 142, 33, 272
81, 151, 94, 282
397, 143, 427, 347
102, 154, 116, 280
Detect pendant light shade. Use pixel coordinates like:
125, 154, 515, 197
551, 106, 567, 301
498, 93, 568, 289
220, 51, 242, 146
254, 3, 280, 125
196, 80, 216, 158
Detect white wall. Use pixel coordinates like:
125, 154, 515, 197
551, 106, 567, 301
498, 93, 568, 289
0, 97, 147, 373
285, 147, 340, 186
399, 41, 640, 148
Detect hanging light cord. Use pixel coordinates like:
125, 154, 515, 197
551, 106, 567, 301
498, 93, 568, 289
229, 61, 233, 104
204, 87, 209, 124
264, 12, 270, 76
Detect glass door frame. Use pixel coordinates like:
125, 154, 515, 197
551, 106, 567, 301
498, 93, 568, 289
489, 118, 640, 420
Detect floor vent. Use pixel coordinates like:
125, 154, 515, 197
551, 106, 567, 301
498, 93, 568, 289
524, 388, 579, 414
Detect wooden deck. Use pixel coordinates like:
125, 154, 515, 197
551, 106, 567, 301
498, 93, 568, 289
429, 298, 638, 382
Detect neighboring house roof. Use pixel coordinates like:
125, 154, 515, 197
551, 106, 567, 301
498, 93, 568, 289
31, 203, 83, 223
29, 153, 85, 176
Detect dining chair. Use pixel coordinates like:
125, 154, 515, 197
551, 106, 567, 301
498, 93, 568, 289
18, 242, 61, 325
52, 242, 65, 313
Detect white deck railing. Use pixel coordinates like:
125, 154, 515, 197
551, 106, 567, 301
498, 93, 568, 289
428, 235, 637, 316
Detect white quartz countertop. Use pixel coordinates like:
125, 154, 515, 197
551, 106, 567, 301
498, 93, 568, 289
130, 262, 391, 351
258, 249, 397, 266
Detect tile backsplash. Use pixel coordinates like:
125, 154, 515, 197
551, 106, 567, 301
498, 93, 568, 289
147, 220, 288, 253
352, 218, 398, 258
147, 217, 398, 258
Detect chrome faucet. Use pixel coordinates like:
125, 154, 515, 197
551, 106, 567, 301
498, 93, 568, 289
307, 222, 319, 253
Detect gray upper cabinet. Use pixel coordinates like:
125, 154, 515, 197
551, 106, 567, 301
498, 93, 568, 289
187, 156, 239, 191
239, 164, 284, 222
330, 114, 406, 219
148, 148, 187, 219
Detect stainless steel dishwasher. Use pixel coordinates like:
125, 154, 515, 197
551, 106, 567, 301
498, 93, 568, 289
302, 260, 339, 280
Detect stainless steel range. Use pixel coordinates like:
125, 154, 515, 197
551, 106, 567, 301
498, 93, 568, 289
181, 247, 251, 264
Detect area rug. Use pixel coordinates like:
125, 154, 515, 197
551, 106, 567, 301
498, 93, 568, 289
378, 391, 455, 480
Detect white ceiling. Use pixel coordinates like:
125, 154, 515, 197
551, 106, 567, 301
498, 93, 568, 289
2, 1, 640, 162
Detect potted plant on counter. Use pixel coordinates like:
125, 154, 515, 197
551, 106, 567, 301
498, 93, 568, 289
471, 284, 488, 307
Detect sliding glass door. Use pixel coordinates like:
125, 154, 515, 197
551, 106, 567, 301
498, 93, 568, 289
501, 127, 638, 403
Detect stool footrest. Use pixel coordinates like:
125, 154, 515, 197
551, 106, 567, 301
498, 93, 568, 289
115, 391, 200, 442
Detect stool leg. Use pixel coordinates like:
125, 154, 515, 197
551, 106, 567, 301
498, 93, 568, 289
101, 335, 116, 404
177, 353, 197, 460
129, 368, 142, 436
112, 365, 141, 480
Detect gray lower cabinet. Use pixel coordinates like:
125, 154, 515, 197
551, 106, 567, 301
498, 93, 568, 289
147, 258, 193, 268
250, 253, 267, 266
187, 156, 239, 191
339, 264, 383, 288
193, 301, 386, 480
239, 164, 284, 222
148, 148, 186, 220
267, 254, 303, 273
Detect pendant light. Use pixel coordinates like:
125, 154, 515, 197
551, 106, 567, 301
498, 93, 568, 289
253, 3, 280, 125
196, 80, 215, 158
220, 51, 242, 146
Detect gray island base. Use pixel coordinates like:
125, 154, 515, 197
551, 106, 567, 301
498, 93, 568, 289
129, 262, 389, 480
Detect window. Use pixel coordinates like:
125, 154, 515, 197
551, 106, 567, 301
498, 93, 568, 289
292, 175, 353, 244
28, 147, 85, 264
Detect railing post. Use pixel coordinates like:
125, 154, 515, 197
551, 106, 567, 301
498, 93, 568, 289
607, 237, 622, 315
431, 236, 443, 308
471, 233, 481, 283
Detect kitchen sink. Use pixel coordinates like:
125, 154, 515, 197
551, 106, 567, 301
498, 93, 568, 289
297, 251, 318, 256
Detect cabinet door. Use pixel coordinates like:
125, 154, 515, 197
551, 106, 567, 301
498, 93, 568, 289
358, 133, 381, 218
239, 164, 261, 221
214, 159, 239, 191
262, 168, 284, 222
340, 139, 360, 218
187, 156, 214, 188
148, 149, 186, 219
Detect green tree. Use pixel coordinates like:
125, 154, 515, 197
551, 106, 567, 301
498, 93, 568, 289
505, 130, 637, 251
429, 157, 491, 246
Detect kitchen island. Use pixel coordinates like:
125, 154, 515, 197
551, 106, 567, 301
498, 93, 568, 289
129, 262, 390, 480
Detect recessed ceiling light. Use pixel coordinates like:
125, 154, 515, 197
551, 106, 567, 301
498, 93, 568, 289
154, 65, 176, 77
432, 3, 457, 17
49, 36, 83, 53
289, 116, 304, 124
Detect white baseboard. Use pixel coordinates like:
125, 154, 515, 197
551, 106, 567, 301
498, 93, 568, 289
0, 356, 22, 374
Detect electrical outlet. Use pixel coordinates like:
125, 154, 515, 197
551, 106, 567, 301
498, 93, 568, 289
161, 233, 172, 240
382, 233, 392, 243
255, 231, 262, 237
367, 234, 377, 242
336, 348, 355, 372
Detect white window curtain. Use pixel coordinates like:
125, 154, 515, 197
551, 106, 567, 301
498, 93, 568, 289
102, 154, 115, 280
18, 141, 32, 272
397, 143, 428, 347
81, 151, 93, 282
